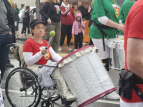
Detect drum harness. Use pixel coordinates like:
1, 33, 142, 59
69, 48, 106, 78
92, 22, 117, 51
92, 22, 143, 100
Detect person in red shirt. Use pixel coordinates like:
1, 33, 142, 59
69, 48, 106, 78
23, 19, 76, 102
59, 0, 75, 52
120, 0, 143, 106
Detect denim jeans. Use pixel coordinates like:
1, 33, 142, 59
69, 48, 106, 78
0, 33, 12, 79
15, 18, 19, 31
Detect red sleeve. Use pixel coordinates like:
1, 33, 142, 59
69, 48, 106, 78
128, 6, 143, 39
61, 6, 70, 16
23, 40, 33, 52
71, 8, 75, 21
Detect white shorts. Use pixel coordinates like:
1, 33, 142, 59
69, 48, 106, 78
92, 39, 109, 59
120, 98, 143, 107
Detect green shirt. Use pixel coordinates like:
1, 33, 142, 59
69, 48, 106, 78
120, 0, 135, 24
13, 8, 19, 19
89, 0, 120, 39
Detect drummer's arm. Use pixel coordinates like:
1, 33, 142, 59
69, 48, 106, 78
98, 16, 124, 32
127, 38, 143, 79
49, 47, 62, 62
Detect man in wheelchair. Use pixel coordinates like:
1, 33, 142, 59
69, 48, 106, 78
23, 19, 76, 102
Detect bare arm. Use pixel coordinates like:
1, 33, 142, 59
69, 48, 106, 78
127, 38, 143, 79
106, 19, 124, 32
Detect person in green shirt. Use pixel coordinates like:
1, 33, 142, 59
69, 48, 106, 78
13, 4, 20, 37
120, 0, 135, 25
89, 0, 124, 71
89, 0, 125, 100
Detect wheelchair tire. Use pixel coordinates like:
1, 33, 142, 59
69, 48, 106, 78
5, 67, 41, 107
41, 100, 54, 107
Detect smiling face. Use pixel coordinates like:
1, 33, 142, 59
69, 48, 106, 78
32, 23, 45, 38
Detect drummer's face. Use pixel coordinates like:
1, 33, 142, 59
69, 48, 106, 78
32, 23, 45, 38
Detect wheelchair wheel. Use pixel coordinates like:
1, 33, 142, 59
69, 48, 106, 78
5, 67, 41, 107
41, 100, 54, 107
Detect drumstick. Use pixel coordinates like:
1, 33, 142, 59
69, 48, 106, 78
45, 31, 55, 49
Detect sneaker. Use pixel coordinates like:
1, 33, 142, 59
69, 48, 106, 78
5, 63, 14, 68
105, 91, 120, 100
58, 46, 62, 52
64, 93, 76, 102
74, 49, 77, 51
67, 47, 72, 52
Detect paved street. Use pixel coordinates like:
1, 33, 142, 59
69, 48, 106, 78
1, 23, 121, 107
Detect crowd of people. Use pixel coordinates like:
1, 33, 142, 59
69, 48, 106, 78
1, 0, 143, 107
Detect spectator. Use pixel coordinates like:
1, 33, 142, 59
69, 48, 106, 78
58, 0, 75, 52
84, 5, 91, 20
72, 13, 86, 51
21, 6, 31, 38
40, 0, 61, 52
13, 3, 19, 38
33, 8, 36, 19
78, 2, 86, 20
0, 0, 15, 79
73, 5, 81, 16
72, 2, 75, 9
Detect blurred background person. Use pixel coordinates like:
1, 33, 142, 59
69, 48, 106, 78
40, 0, 61, 52
73, 5, 81, 16
33, 8, 37, 19
78, 2, 86, 20
13, 3, 19, 38
21, 6, 31, 38
72, 13, 85, 51
58, 0, 75, 52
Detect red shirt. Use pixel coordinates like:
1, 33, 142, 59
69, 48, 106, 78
23, 38, 51, 65
123, 0, 143, 103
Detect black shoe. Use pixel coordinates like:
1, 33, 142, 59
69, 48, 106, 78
5, 63, 14, 68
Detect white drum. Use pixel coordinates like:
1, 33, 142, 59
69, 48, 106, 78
106, 35, 125, 70
57, 46, 116, 107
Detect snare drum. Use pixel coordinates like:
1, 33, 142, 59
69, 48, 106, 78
106, 35, 125, 70
58, 46, 116, 107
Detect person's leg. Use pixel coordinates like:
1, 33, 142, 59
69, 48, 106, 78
45, 23, 56, 42
21, 21, 25, 34
52, 22, 61, 52
79, 33, 83, 49
74, 35, 78, 49
0, 33, 12, 79
27, 22, 30, 34
60, 24, 68, 46
66, 25, 72, 47
51, 68, 76, 101
5, 57, 14, 68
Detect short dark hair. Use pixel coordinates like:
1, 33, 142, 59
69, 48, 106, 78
26, 6, 30, 10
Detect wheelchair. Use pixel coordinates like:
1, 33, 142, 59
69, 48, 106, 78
5, 43, 74, 107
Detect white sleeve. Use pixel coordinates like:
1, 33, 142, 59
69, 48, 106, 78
23, 51, 43, 66
98, 16, 108, 25
49, 47, 62, 62
119, 20, 122, 24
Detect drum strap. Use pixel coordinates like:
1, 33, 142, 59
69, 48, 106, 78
119, 70, 143, 100
92, 22, 116, 51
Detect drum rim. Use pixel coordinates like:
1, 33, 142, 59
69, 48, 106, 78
78, 87, 117, 107
57, 45, 94, 65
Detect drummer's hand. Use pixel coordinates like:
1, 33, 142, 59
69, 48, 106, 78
41, 49, 47, 55
117, 23, 124, 32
